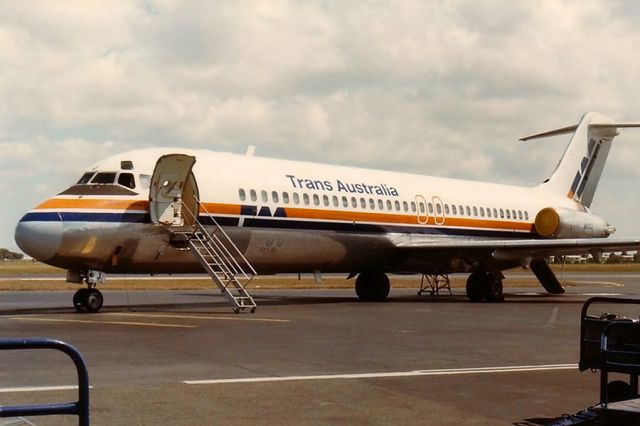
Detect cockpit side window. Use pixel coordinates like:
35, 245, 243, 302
139, 174, 151, 189
91, 172, 117, 184
118, 173, 136, 189
77, 172, 95, 184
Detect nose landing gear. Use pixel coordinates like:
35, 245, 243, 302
73, 288, 104, 313
68, 270, 105, 313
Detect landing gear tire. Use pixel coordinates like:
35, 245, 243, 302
355, 272, 390, 301
466, 272, 504, 303
482, 274, 504, 303
73, 288, 103, 313
466, 272, 484, 303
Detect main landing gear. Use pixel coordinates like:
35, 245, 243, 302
465, 271, 504, 303
69, 270, 105, 313
355, 272, 390, 301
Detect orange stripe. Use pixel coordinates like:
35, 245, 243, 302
200, 203, 241, 215
36, 199, 149, 210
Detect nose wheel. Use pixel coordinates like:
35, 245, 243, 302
73, 288, 104, 313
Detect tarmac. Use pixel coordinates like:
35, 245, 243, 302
0, 271, 639, 425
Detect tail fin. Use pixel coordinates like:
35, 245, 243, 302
520, 112, 640, 208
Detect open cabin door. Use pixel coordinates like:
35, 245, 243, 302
149, 154, 199, 226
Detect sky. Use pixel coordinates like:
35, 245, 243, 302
2, 0, 640, 251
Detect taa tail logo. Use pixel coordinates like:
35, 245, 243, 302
567, 138, 602, 201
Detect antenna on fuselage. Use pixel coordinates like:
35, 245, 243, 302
245, 145, 256, 156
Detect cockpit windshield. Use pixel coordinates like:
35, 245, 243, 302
75, 171, 137, 190
77, 172, 95, 184
91, 172, 117, 184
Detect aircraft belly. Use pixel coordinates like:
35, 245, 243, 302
224, 228, 398, 273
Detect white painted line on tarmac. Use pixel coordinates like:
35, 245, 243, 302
10, 316, 196, 328
579, 293, 625, 297
569, 281, 624, 287
183, 363, 578, 385
0, 385, 93, 393
104, 312, 290, 323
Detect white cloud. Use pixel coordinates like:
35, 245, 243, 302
2, 1, 640, 250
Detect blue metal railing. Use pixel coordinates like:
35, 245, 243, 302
0, 338, 89, 425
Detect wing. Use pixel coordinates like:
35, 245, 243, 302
396, 237, 640, 261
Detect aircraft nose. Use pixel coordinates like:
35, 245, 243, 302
14, 215, 63, 261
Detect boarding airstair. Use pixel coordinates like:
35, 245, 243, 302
174, 203, 257, 314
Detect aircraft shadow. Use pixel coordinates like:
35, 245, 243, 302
0, 291, 594, 316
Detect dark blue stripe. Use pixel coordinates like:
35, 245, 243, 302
242, 217, 530, 239
21, 212, 149, 223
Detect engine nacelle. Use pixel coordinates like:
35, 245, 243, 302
534, 207, 615, 239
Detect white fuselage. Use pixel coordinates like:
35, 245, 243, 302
14, 147, 594, 275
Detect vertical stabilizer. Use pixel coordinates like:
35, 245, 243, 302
521, 112, 640, 208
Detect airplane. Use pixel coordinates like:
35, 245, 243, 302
13, 111, 640, 313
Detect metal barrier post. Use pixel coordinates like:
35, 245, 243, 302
0, 338, 90, 425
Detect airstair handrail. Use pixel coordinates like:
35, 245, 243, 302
185, 197, 257, 277
0, 338, 90, 426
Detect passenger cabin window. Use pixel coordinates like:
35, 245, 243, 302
272, 191, 279, 203
239, 189, 246, 201
261, 190, 268, 203
342, 196, 348, 208
369, 199, 375, 209
452, 205, 457, 215
313, 194, 320, 205
436, 204, 442, 214
394, 200, 400, 211
419, 202, 425, 213
479, 207, 484, 217
77, 172, 95, 184
387, 200, 393, 211
403, 201, 409, 212
411, 202, 417, 212
283, 192, 290, 204
444, 204, 450, 215
323, 195, 330, 206
333, 196, 339, 207
472, 206, 478, 216
428, 203, 434, 214
118, 173, 136, 189
293, 193, 300, 204
360, 198, 366, 209
250, 190, 257, 202
351, 197, 357, 208
378, 199, 384, 210
524, 211, 529, 220
303, 194, 310, 205
91, 172, 117, 184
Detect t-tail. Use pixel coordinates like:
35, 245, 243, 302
521, 112, 640, 208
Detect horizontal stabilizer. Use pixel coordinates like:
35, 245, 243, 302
520, 123, 640, 142
519, 125, 578, 141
